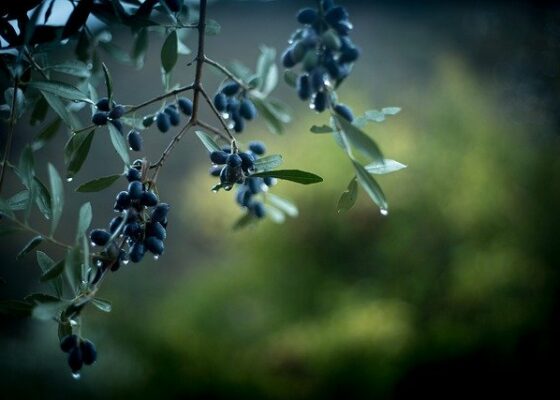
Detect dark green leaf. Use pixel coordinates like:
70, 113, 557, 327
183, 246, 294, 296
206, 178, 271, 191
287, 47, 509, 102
161, 30, 178, 73
352, 161, 388, 214
382, 107, 401, 115
16, 236, 43, 260
253, 98, 283, 135
252, 169, 323, 185
62, 0, 92, 38
28, 80, 93, 103
47, 163, 64, 235
24, 293, 60, 304
91, 297, 112, 312
195, 130, 222, 153
44, 61, 92, 78
310, 124, 333, 134
19, 146, 35, 221
256, 46, 277, 96
253, 154, 283, 172
0, 197, 15, 218
108, 123, 131, 165
30, 96, 49, 125
32, 118, 61, 151
64, 246, 83, 294
8, 190, 29, 211
337, 177, 358, 214
100, 42, 134, 65
205, 19, 221, 35
132, 27, 149, 62
102, 62, 113, 103
41, 92, 79, 129
334, 115, 384, 163
33, 177, 52, 220
76, 174, 121, 192
39, 259, 65, 282
36, 251, 63, 297
76, 202, 92, 241
32, 300, 68, 321
365, 159, 407, 175
267, 193, 298, 217
66, 130, 95, 178
0, 300, 33, 317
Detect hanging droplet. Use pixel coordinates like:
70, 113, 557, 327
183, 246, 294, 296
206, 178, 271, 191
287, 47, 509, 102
66, 177, 73, 182
309, 102, 316, 110
122, 259, 129, 265
211, 188, 219, 193
153, 255, 159, 261
69, 319, 78, 327
90, 241, 97, 247
222, 112, 230, 119
380, 209, 389, 216
95, 259, 103, 267
71, 372, 81, 380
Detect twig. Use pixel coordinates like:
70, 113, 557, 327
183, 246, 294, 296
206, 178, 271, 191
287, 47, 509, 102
203, 56, 250, 91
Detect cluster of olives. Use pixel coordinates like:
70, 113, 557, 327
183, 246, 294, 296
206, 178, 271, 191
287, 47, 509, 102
88, 163, 169, 280
142, 97, 193, 134
91, 97, 125, 130
213, 81, 257, 133
208, 141, 276, 219
60, 334, 97, 376
281, 0, 359, 120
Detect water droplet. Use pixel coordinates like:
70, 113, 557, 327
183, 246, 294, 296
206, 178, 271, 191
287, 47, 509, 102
95, 260, 103, 267
309, 102, 316, 110
129, 147, 133, 151
66, 177, 73, 182
153, 255, 159, 261
71, 372, 81, 380
380, 209, 389, 216
211, 189, 219, 193
222, 112, 230, 119
69, 319, 78, 327
122, 259, 129, 265
90, 241, 96, 247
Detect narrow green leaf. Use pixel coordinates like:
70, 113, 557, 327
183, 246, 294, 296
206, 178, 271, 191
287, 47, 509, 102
335, 115, 384, 163
32, 300, 68, 321
36, 251, 63, 297
283, 70, 298, 88
364, 110, 385, 122
352, 161, 388, 214
253, 154, 283, 172
264, 204, 285, 223
251, 169, 323, 185
44, 61, 92, 78
16, 236, 43, 260
382, 107, 401, 115
76, 174, 121, 192
47, 163, 64, 235
0, 197, 15, 218
30, 96, 49, 125
32, 118, 61, 151
64, 246, 82, 294
205, 19, 221, 35
132, 27, 149, 61
102, 62, 113, 103
161, 30, 178, 73
4, 87, 25, 119
7, 190, 29, 211
256, 46, 277, 95
253, 98, 284, 134
266, 193, 299, 217
32, 177, 52, 220
337, 177, 358, 214
24, 293, 60, 304
0, 300, 33, 317
19, 146, 35, 222
91, 297, 112, 313
195, 130, 222, 153
28, 80, 93, 103
66, 130, 95, 178
365, 159, 407, 175
310, 124, 333, 134
76, 202, 92, 241
41, 91, 80, 130
108, 123, 131, 165
39, 259, 65, 282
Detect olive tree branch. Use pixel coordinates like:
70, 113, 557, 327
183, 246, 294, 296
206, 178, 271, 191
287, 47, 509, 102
203, 56, 251, 91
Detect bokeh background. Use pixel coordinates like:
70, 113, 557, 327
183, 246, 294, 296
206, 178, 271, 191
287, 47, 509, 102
1, 0, 560, 398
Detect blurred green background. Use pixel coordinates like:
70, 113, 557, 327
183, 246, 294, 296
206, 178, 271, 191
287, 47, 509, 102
1, 0, 560, 398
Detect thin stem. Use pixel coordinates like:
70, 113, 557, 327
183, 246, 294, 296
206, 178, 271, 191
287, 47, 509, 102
198, 86, 236, 145
0, 80, 19, 193
203, 56, 250, 91
11, 218, 72, 250
195, 120, 230, 142
149, 119, 194, 183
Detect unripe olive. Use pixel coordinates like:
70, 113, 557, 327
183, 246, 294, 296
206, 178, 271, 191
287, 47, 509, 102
239, 99, 256, 120
248, 141, 266, 155
108, 104, 125, 119
127, 130, 143, 152
90, 229, 111, 246
80, 339, 97, 365
334, 103, 354, 122
60, 334, 79, 353
302, 50, 319, 71
91, 112, 108, 125
68, 346, 83, 373
145, 236, 164, 255
322, 29, 341, 51
177, 97, 193, 116
128, 181, 144, 200
221, 82, 240, 96
296, 8, 318, 25
214, 92, 227, 112
156, 112, 170, 133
